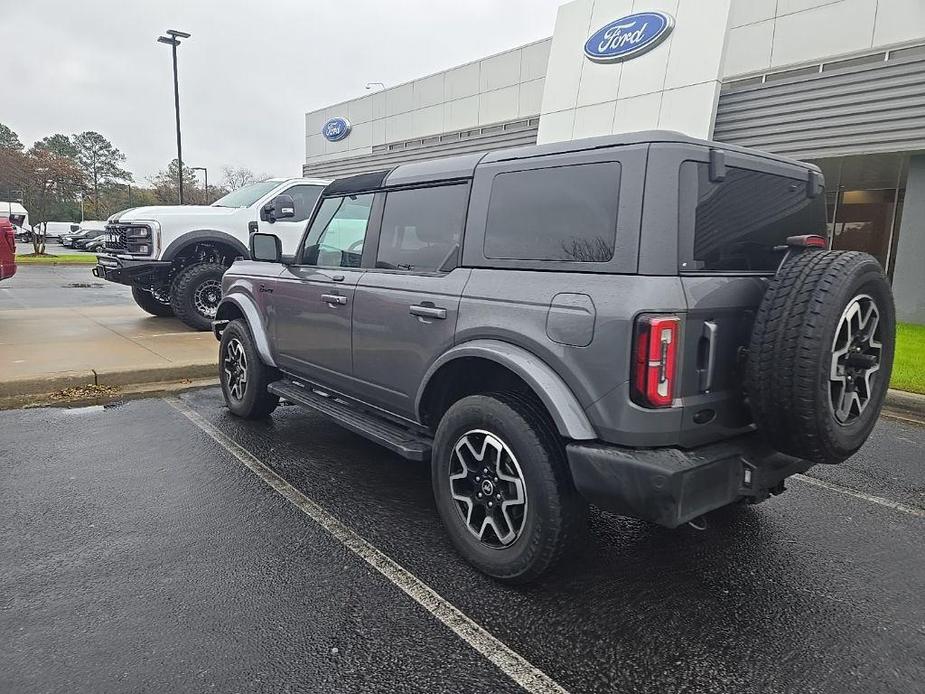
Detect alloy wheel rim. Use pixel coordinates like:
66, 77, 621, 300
194, 279, 222, 319
448, 429, 527, 548
223, 338, 248, 401
829, 294, 882, 424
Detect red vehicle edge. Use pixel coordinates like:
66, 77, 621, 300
0, 218, 17, 281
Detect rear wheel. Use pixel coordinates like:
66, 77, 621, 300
170, 262, 226, 331
131, 286, 174, 317
747, 250, 895, 464
219, 319, 279, 418
431, 392, 588, 584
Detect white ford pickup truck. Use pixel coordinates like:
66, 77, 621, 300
93, 177, 329, 330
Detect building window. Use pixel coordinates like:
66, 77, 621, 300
484, 162, 621, 262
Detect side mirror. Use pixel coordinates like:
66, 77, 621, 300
259, 194, 296, 223
70, 224, 80, 232
250, 232, 283, 262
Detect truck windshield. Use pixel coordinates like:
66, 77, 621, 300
212, 181, 280, 208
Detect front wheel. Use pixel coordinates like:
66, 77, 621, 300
219, 319, 280, 418
131, 286, 174, 317
170, 262, 226, 331
432, 392, 588, 584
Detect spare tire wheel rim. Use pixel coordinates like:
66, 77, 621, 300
194, 278, 222, 319
448, 429, 528, 548
223, 337, 248, 401
829, 294, 882, 424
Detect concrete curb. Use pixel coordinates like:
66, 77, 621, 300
0, 361, 217, 398
884, 388, 925, 420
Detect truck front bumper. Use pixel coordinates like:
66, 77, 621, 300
566, 433, 812, 528
92, 254, 172, 286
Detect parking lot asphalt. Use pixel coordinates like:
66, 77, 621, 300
0, 263, 129, 310
2, 388, 923, 694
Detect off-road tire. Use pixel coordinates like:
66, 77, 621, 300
170, 262, 226, 331
219, 319, 280, 419
131, 286, 174, 317
747, 250, 895, 464
432, 392, 588, 584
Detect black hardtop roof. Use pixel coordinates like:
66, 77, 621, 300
325, 130, 820, 195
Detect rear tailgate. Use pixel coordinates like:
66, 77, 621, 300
676, 275, 765, 445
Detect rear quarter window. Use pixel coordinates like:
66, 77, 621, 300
681, 162, 828, 272
483, 162, 621, 262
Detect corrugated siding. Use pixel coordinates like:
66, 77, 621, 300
714, 55, 925, 160
302, 125, 538, 179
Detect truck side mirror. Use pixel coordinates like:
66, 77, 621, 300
259, 194, 296, 223
250, 232, 282, 262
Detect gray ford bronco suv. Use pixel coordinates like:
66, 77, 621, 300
213, 131, 895, 583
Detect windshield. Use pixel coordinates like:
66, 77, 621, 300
212, 181, 280, 208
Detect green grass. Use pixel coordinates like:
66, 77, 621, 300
892, 322, 925, 395
16, 253, 97, 265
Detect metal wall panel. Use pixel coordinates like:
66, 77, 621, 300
302, 125, 538, 179
714, 55, 925, 160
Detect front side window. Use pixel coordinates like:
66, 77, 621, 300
279, 184, 323, 223
683, 162, 828, 272
484, 162, 621, 262
300, 194, 373, 267
376, 184, 468, 272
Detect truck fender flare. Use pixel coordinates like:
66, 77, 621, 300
214, 291, 277, 367
162, 230, 249, 262
416, 339, 597, 440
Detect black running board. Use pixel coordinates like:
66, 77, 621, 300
268, 380, 432, 462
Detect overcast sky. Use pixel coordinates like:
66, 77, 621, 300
4, 0, 562, 186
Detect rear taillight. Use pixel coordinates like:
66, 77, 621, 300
632, 314, 680, 408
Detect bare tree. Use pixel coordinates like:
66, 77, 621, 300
220, 166, 269, 191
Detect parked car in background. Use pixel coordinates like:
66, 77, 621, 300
215, 131, 896, 584
93, 177, 330, 330
0, 218, 17, 281
61, 220, 107, 247
74, 234, 107, 253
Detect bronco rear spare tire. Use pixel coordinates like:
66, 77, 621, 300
747, 250, 895, 465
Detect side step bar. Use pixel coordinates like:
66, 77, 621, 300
268, 380, 433, 462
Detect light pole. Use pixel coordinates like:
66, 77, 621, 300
157, 29, 191, 205
78, 192, 84, 222
192, 166, 208, 203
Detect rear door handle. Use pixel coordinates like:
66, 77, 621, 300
409, 304, 447, 320
700, 321, 718, 392
321, 293, 347, 306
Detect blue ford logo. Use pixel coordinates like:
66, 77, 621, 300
321, 117, 351, 142
584, 12, 674, 63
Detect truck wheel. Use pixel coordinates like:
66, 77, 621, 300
747, 250, 895, 465
131, 286, 174, 317
219, 319, 280, 418
431, 392, 588, 584
170, 262, 226, 331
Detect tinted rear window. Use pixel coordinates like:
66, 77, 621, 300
682, 162, 827, 272
484, 162, 621, 262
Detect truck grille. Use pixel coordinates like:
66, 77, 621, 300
104, 225, 127, 251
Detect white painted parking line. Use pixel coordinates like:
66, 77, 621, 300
793, 474, 925, 518
165, 396, 569, 694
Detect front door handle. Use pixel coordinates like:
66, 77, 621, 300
321, 293, 348, 306
410, 304, 447, 320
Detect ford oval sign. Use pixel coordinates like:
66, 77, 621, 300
322, 117, 351, 142
584, 12, 674, 63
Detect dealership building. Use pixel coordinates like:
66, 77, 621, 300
305, 0, 925, 323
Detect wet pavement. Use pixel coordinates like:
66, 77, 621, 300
1, 387, 923, 693
0, 263, 130, 310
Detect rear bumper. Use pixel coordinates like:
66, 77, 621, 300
566, 433, 812, 528
93, 254, 171, 286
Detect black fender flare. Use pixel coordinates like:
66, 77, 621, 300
162, 230, 249, 262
